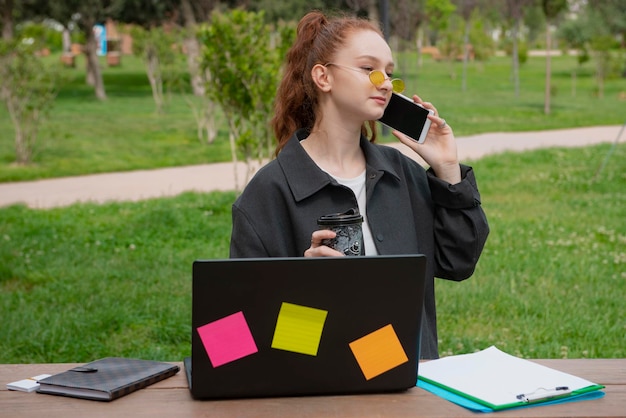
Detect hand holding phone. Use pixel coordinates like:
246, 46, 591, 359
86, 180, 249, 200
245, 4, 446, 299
378, 93, 434, 144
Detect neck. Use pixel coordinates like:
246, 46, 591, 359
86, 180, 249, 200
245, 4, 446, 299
301, 124, 365, 179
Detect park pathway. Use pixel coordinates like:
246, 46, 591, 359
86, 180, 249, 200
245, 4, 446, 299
0, 125, 621, 209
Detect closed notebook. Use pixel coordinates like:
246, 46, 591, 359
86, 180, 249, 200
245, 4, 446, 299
37, 357, 179, 401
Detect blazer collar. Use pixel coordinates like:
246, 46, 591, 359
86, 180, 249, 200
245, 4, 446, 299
277, 129, 401, 202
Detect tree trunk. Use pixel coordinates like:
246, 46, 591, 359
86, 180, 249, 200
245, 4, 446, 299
512, 18, 520, 98
187, 95, 217, 144
462, 19, 470, 92
416, 26, 423, 67
228, 119, 241, 191
62, 28, 71, 53
180, 0, 204, 96
544, 23, 552, 115
595, 51, 607, 99
2, 86, 26, 163
1, 0, 13, 40
183, 37, 204, 96
146, 48, 164, 112
84, 25, 107, 100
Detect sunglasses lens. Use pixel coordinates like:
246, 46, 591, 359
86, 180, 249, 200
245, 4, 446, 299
368, 69, 405, 93
391, 79, 405, 93
369, 70, 386, 87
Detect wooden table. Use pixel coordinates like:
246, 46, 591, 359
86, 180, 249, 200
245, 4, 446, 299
2, 359, 624, 417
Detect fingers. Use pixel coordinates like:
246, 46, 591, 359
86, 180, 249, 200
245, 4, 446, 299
304, 230, 344, 257
412, 94, 438, 116
433, 115, 449, 130
413, 94, 449, 131
304, 246, 344, 257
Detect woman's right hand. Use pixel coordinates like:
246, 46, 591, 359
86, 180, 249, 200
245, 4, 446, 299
304, 230, 344, 257
392, 95, 461, 184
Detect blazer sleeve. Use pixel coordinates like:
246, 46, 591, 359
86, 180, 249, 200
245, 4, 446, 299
229, 204, 270, 258
427, 165, 490, 281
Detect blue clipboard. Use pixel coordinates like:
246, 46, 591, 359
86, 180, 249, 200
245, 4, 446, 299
417, 379, 605, 413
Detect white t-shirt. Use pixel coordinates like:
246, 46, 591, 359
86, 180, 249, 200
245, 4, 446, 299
329, 170, 378, 256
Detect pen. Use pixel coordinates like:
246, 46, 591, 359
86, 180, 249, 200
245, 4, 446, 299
516, 386, 571, 402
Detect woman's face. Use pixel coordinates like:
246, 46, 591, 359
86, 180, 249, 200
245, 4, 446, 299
325, 29, 396, 122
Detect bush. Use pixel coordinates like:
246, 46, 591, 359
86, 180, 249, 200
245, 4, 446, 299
15, 21, 64, 53
0, 39, 60, 164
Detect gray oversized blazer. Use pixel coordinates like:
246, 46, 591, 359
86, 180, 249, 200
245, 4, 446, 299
230, 129, 489, 359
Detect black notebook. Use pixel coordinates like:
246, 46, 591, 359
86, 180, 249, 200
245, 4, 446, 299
37, 357, 179, 401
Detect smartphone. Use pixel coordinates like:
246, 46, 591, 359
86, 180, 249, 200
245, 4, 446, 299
378, 93, 434, 144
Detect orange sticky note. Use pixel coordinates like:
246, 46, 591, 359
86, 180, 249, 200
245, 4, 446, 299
349, 324, 409, 380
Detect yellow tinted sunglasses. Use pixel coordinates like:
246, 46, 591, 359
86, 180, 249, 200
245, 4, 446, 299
325, 63, 405, 94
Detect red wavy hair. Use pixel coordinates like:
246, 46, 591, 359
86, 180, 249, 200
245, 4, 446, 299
271, 11, 383, 156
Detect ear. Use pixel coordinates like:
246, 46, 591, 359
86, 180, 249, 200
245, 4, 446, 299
311, 64, 332, 92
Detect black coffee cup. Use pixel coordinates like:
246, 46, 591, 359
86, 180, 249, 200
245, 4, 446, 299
317, 208, 364, 256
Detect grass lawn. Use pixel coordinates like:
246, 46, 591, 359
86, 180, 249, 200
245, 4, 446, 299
0, 142, 624, 363
0, 52, 624, 182
0, 48, 624, 363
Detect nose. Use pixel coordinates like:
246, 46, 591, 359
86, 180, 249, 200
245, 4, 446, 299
380, 76, 394, 91
370, 71, 391, 89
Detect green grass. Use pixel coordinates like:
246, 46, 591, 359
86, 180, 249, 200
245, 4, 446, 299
0, 54, 233, 182
1, 143, 624, 363
0, 52, 624, 182
0, 191, 236, 363
437, 143, 626, 359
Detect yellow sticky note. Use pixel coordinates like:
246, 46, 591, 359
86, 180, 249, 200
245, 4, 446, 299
349, 324, 409, 380
271, 302, 328, 356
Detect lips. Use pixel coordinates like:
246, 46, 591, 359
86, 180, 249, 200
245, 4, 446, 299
372, 96, 387, 105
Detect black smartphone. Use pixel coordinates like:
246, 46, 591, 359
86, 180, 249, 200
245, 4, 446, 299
378, 93, 434, 144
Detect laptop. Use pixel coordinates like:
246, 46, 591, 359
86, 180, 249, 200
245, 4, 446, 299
185, 255, 426, 399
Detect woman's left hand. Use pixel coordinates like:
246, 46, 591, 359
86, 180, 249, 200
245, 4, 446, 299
392, 94, 461, 184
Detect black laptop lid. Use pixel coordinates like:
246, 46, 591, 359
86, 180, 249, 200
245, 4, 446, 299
189, 255, 426, 399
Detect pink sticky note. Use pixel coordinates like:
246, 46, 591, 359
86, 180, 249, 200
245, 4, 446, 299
197, 311, 258, 367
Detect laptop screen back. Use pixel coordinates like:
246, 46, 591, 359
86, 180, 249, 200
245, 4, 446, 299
189, 255, 426, 399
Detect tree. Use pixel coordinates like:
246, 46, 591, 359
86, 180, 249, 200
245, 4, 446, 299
45, 0, 113, 100
112, 0, 180, 113
557, 8, 590, 97
561, 0, 625, 99
437, 14, 465, 79
112, 0, 221, 142
199, 9, 293, 190
541, 0, 568, 114
455, 0, 479, 91
179, 0, 205, 97
109, 0, 207, 98
585, 0, 626, 97
388, 0, 427, 72
0, 39, 58, 164
109, 0, 179, 111
177, 0, 219, 144
1, 0, 13, 40
501, 0, 534, 98
128, 25, 182, 113
248, 0, 380, 23
425, 0, 456, 45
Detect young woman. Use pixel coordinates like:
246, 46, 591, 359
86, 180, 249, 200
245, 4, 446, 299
229, 11, 489, 359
